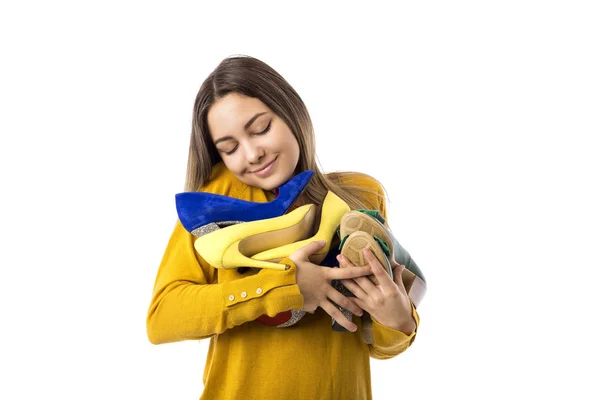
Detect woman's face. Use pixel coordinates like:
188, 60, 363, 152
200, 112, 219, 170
207, 92, 300, 191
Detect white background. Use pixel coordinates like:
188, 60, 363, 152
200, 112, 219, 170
1, 1, 599, 399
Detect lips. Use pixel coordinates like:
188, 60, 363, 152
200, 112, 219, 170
252, 157, 278, 178
252, 157, 277, 174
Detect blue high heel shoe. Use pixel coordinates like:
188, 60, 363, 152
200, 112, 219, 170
176, 170, 314, 236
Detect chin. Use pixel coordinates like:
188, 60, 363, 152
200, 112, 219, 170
258, 173, 293, 191
258, 177, 282, 191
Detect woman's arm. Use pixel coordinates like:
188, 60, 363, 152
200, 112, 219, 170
146, 220, 303, 344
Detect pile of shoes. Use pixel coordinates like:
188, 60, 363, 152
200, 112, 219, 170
176, 170, 324, 327
335, 210, 427, 343
175, 170, 426, 337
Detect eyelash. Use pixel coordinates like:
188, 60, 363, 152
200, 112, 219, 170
224, 121, 272, 155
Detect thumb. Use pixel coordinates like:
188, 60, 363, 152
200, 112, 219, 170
290, 240, 326, 261
393, 264, 407, 291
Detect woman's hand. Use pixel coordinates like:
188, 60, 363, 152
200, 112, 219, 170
337, 248, 416, 334
289, 240, 372, 332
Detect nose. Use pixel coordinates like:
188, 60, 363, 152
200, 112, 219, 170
243, 141, 265, 165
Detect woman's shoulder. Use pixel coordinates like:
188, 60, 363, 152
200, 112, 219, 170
327, 171, 384, 193
326, 170, 387, 216
198, 162, 248, 197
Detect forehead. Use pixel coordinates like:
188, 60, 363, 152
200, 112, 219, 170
207, 93, 270, 139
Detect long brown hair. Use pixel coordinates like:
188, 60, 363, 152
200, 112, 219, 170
184, 55, 384, 211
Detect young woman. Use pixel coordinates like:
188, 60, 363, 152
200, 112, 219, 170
147, 55, 420, 400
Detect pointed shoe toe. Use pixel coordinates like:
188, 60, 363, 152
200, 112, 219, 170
176, 170, 314, 235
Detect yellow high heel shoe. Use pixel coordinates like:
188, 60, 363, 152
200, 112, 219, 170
250, 191, 349, 330
194, 204, 317, 271
251, 191, 350, 264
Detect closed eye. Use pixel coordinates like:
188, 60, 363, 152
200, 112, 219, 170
221, 121, 272, 156
224, 145, 239, 155
254, 120, 272, 135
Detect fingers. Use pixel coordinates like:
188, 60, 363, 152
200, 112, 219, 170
290, 240, 326, 263
348, 296, 366, 311
340, 278, 368, 300
363, 248, 396, 292
327, 287, 363, 317
337, 253, 376, 294
327, 265, 372, 281
321, 300, 358, 332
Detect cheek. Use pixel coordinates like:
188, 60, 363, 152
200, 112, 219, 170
222, 155, 245, 176
275, 128, 298, 153
284, 134, 300, 161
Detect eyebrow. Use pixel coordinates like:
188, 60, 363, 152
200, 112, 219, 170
213, 112, 268, 146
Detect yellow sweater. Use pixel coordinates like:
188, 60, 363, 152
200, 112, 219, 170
147, 162, 420, 400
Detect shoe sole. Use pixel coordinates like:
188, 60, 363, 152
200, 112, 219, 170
340, 211, 427, 307
340, 231, 390, 284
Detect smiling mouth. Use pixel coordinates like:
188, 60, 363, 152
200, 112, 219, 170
251, 157, 277, 173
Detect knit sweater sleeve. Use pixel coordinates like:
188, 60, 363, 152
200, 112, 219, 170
147, 163, 304, 344
369, 302, 420, 359
146, 219, 304, 344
